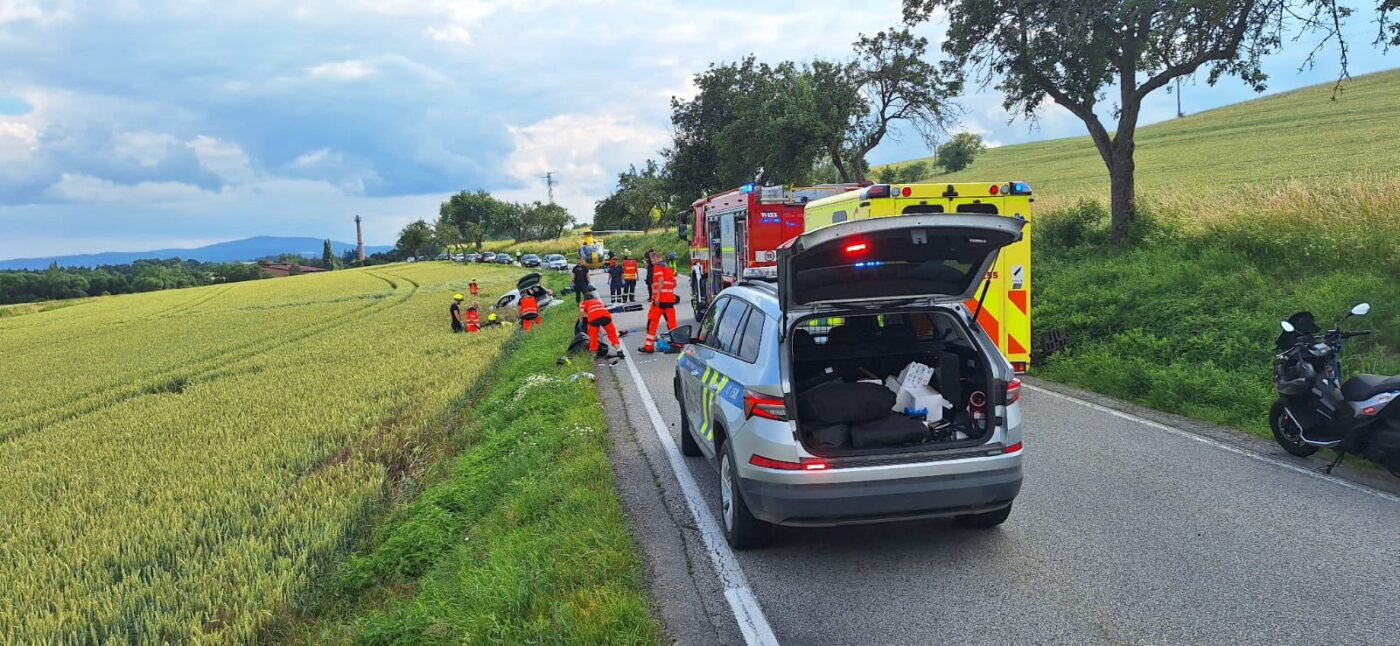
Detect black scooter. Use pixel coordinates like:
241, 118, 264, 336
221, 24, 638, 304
1270, 303, 1400, 476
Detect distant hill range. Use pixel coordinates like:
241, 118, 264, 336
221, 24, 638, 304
0, 236, 395, 271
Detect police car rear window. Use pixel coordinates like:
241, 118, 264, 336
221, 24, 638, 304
790, 227, 1012, 304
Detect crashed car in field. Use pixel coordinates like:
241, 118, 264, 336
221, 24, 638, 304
493, 272, 564, 310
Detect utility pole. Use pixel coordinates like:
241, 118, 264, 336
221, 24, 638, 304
542, 171, 556, 204
1175, 77, 1183, 118
354, 215, 365, 262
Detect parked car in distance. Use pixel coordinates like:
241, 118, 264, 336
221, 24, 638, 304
463, 252, 479, 263
495, 253, 514, 265
478, 252, 496, 263
542, 253, 569, 271
521, 253, 541, 268
671, 214, 1027, 549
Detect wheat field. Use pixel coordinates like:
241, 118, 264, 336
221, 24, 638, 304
0, 263, 520, 642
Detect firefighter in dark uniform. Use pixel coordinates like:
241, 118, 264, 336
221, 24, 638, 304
450, 293, 466, 333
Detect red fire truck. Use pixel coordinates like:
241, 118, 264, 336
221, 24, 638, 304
682, 182, 862, 315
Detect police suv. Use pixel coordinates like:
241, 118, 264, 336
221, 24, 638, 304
670, 214, 1026, 548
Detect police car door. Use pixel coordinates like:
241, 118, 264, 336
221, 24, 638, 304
680, 297, 732, 458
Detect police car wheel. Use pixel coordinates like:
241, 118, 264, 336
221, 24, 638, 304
720, 442, 771, 549
679, 408, 702, 457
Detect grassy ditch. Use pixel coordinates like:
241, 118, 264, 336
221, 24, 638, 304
287, 302, 661, 644
1031, 193, 1400, 437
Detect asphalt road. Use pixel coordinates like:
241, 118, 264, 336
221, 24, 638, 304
585, 269, 1400, 645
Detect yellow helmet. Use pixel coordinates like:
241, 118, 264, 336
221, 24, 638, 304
453, 293, 464, 301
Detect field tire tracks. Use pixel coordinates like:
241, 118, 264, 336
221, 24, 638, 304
0, 271, 419, 440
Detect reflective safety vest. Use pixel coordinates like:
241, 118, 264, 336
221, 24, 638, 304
653, 266, 678, 305
622, 259, 638, 280
580, 298, 612, 325
465, 308, 480, 329
519, 296, 539, 317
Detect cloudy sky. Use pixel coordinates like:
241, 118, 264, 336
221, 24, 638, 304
0, 1, 1392, 259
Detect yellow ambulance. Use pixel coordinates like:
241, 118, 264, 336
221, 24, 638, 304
803, 182, 1033, 371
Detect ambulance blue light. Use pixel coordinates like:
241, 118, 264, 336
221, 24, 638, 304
1008, 181, 1032, 195
741, 183, 757, 193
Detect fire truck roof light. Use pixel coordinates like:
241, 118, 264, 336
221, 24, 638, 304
741, 183, 756, 193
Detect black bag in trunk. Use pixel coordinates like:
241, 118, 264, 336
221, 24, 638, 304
798, 382, 896, 425
805, 423, 850, 450
849, 413, 929, 449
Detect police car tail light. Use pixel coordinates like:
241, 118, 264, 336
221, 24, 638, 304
1006, 377, 1022, 404
744, 390, 788, 421
749, 454, 827, 471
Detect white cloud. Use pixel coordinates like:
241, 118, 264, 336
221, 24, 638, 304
45, 173, 210, 204
189, 135, 254, 183
498, 112, 669, 219
306, 59, 376, 81
112, 131, 180, 167
0, 0, 67, 26
0, 119, 37, 151
424, 24, 472, 45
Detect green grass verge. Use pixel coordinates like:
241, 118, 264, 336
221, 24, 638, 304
287, 302, 661, 644
1032, 200, 1400, 438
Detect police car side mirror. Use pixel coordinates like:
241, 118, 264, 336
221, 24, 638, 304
1280, 321, 1295, 333
669, 325, 694, 345
1351, 302, 1370, 317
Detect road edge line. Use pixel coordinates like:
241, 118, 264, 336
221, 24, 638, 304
618, 350, 780, 646
1024, 384, 1400, 505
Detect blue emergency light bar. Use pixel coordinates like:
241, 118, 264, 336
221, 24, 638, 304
1007, 181, 1032, 195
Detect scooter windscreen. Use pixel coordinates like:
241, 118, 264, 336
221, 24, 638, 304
1275, 311, 1321, 350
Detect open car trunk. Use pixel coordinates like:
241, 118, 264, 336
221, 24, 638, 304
789, 309, 995, 457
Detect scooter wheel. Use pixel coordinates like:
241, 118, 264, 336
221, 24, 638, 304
1270, 399, 1318, 458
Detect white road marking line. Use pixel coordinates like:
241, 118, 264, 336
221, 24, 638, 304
619, 349, 780, 646
1025, 384, 1400, 505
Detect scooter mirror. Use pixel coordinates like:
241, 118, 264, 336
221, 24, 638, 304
1280, 321, 1296, 333
1351, 303, 1371, 316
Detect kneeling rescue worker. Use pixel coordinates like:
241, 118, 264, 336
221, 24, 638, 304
580, 285, 622, 358
519, 292, 540, 332
465, 300, 480, 333
640, 254, 678, 353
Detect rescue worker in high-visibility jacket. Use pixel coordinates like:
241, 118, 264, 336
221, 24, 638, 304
621, 254, 639, 303
579, 285, 622, 358
468, 279, 479, 296
518, 292, 540, 332
464, 301, 481, 333
640, 258, 679, 353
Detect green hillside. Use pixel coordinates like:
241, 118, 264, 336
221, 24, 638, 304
886, 69, 1400, 442
895, 68, 1400, 201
